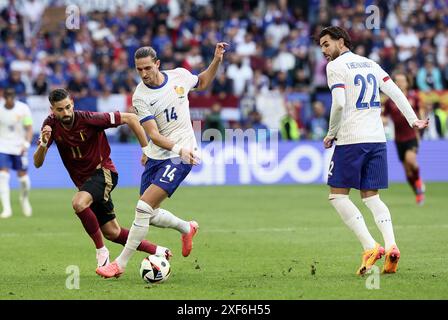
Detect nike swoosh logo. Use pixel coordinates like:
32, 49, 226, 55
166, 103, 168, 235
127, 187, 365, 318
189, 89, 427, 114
159, 179, 171, 183
150, 101, 157, 106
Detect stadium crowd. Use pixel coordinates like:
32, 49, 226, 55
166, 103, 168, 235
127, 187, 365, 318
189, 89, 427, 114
0, 0, 447, 140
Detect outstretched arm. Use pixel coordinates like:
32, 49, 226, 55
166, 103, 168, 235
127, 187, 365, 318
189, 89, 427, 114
380, 80, 429, 129
33, 125, 51, 168
119, 112, 149, 148
196, 42, 228, 91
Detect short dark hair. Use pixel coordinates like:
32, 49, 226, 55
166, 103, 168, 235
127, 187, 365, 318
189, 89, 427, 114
49, 88, 70, 105
134, 46, 158, 61
318, 26, 352, 49
4, 87, 16, 96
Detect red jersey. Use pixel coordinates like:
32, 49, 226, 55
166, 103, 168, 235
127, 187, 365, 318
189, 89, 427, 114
42, 111, 122, 188
383, 91, 420, 142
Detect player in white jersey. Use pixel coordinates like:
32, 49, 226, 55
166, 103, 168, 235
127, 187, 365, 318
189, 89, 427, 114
319, 27, 428, 275
97, 42, 228, 278
0, 88, 33, 218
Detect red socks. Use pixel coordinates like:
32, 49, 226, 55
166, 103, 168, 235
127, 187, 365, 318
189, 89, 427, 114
407, 167, 420, 195
75, 208, 157, 254
113, 228, 157, 254
75, 208, 104, 249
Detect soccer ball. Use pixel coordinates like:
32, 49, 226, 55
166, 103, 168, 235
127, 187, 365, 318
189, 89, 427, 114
140, 255, 171, 284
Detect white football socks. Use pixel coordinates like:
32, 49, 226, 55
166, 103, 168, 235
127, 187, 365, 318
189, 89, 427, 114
19, 175, 32, 216
363, 195, 396, 250
0, 171, 11, 215
151, 208, 190, 234
116, 200, 155, 268
96, 246, 108, 254
19, 174, 31, 199
329, 194, 377, 250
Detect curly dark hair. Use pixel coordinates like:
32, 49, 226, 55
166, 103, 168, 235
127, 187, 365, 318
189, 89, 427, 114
318, 26, 352, 49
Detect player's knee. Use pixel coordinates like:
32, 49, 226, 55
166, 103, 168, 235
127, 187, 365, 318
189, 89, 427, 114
72, 199, 89, 213
135, 200, 156, 226
103, 227, 120, 240
0, 170, 10, 179
17, 171, 27, 178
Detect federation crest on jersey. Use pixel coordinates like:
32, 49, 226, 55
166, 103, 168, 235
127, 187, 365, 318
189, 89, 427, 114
174, 86, 185, 98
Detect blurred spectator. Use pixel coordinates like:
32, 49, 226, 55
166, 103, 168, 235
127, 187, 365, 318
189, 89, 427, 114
394, 24, 420, 62
204, 102, 225, 140
32, 72, 48, 95
306, 101, 328, 140
248, 69, 270, 95
159, 44, 175, 69
184, 45, 204, 73
21, 0, 46, 46
280, 103, 300, 141
212, 72, 233, 99
0, 57, 7, 84
129, 5, 151, 38
272, 40, 296, 72
152, 24, 172, 54
434, 28, 447, 67
310, 45, 328, 92
47, 63, 67, 89
10, 49, 31, 74
31, 52, 52, 80
247, 110, 270, 142
236, 32, 256, 58
113, 70, 137, 94
0, 0, 445, 141
443, 64, 448, 89
67, 71, 89, 99
1, 0, 21, 35
91, 71, 112, 97
226, 54, 253, 97
434, 103, 448, 138
271, 71, 292, 91
421, 101, 444, 140
417, 56, 444, 91
263, 36, 278, 59
2, 70, 26, 99
150, 0, 170, 26
250, 42, 267, 71
265, 12, 290, 48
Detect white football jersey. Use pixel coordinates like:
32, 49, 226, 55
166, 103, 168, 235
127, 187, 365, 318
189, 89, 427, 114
0, 100, 32, 155
133, 68, 199, 159
326, 51, 391, 145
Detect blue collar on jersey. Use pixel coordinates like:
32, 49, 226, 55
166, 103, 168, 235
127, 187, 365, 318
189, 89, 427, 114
340, 50, 351, 56
145, 71, 168, 89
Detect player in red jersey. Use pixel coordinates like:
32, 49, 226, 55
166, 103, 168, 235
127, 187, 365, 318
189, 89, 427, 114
33, 88, 171, 268
383, 73, 425, 205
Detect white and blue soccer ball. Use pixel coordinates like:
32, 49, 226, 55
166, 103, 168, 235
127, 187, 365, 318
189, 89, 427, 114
140, 255, 171, 284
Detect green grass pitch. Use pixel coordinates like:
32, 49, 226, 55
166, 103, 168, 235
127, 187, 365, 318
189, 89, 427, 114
1, 183, 447, 300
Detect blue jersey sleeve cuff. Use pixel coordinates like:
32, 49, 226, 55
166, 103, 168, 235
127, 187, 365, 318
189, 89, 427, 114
193, 76, 199, 89
330, 83, 345, 90
140, 115, 155, 124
